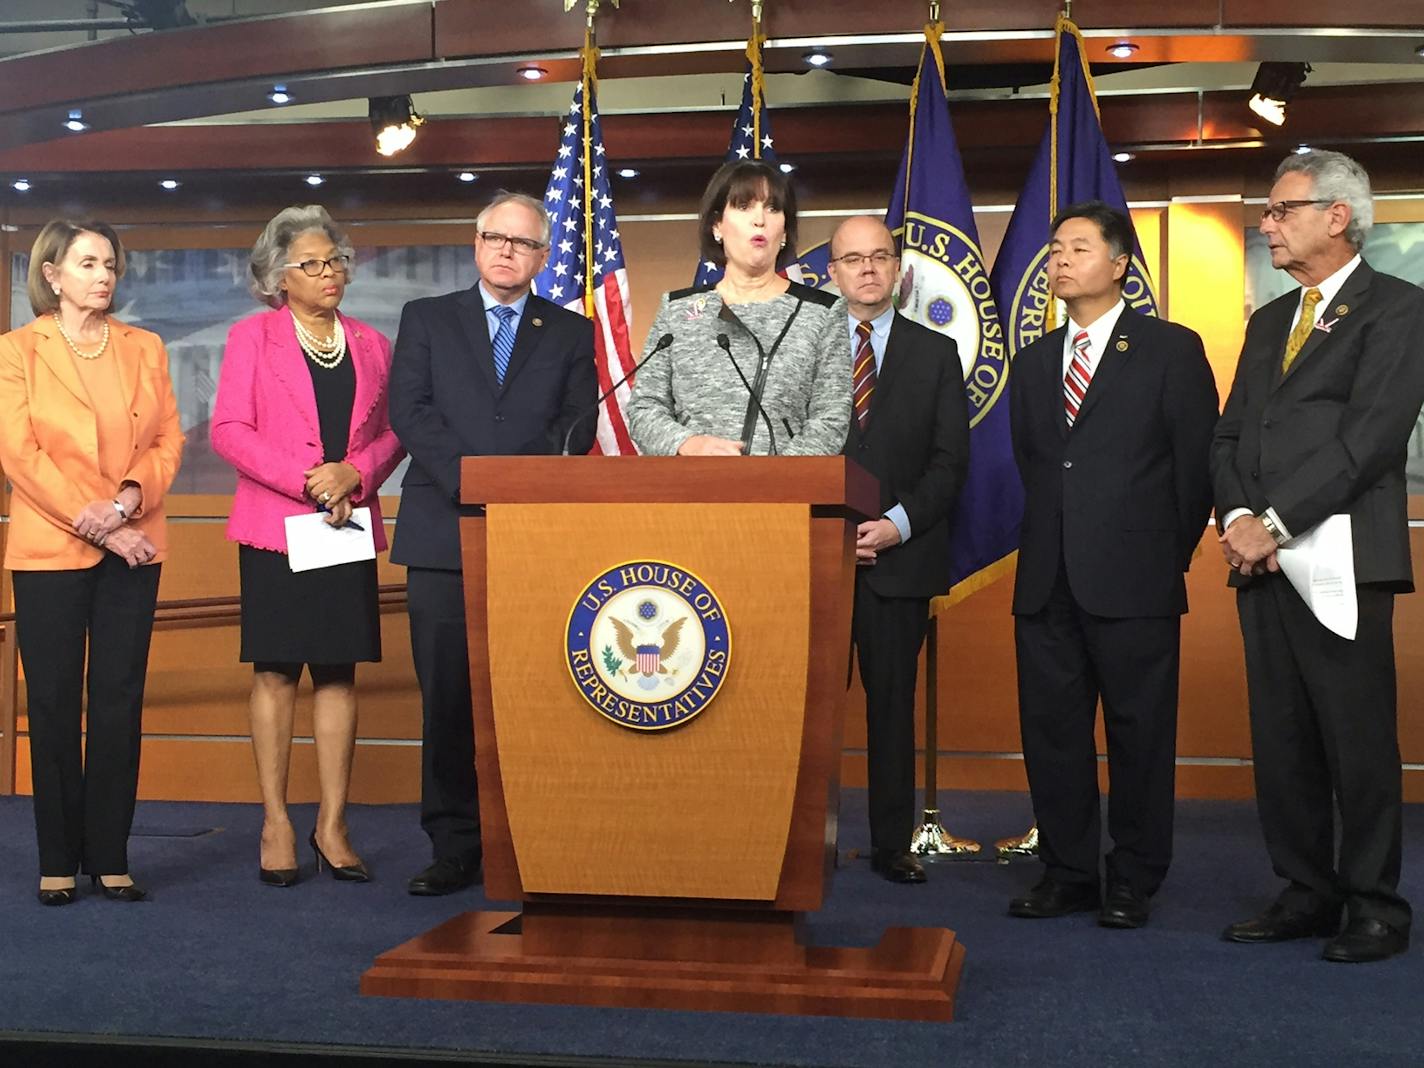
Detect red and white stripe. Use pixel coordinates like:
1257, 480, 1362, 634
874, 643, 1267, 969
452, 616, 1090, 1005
559, 268, 637, 455
1063, 329, 1092, 427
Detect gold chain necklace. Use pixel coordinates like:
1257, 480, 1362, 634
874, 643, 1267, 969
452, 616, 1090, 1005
291, 311, 346, 370
51, 313, 109, 360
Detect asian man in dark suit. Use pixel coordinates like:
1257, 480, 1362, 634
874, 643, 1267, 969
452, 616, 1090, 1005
1214, 150, 1424, 963
828, 215, 970, 884
389, 192, 597, 896
1007, 201, 1218, 928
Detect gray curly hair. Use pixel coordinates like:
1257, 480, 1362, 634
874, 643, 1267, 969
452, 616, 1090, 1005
248, 204, 356, 307
1274, 150, 1374, 252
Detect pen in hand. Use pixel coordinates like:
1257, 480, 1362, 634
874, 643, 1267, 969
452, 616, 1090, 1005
319, 505, 364, 531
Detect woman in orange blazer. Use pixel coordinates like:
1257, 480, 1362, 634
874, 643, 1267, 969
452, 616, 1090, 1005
0, 219, 184, 906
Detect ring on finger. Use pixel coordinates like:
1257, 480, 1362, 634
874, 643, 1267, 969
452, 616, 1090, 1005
321, 491, 332, 502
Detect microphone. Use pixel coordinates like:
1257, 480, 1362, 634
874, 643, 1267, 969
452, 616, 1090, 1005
562, 332, 674, 455
715, 333, 777, 456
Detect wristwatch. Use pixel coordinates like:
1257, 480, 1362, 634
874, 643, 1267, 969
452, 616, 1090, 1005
1258, 511, 1288, 546
112, 498, 129, 521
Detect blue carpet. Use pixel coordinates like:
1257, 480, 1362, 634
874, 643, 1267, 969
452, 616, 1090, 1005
2, 790, 1423, 1066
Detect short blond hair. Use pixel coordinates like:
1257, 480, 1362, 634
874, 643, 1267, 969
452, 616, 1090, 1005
27, 219, 126, 317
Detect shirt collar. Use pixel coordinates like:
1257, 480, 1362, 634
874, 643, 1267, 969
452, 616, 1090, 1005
1300, 254, 1362, 315
479, 281, 530, 318
847, 303, 896, 341
1066, 298, 1126, 355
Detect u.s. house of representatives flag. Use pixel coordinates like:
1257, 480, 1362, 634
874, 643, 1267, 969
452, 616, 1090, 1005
990, 14, 1159, 355
886, 21, 1023, 606
532, 53, 637, 455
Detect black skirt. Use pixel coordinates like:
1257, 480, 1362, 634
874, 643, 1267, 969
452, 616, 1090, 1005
238, 544, 381, 665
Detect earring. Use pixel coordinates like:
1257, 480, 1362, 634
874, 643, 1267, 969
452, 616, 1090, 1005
52, 284, 60, 295
714, 234, 722, 244
780, 239, 786, 248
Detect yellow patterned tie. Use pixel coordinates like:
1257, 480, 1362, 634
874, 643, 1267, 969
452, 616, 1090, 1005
1282, 287, 1322, 373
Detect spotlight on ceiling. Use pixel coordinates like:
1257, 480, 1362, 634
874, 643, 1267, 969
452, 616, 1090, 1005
268, 85, 292, 105
779, 162, 796, 174
457, 171, 478, 183
1294, 144, 1312, 155
803, 50, 833, 67
616, 168, 639, 179
1107, 41, 1139, 59
369, 95, 426, 157
1247, 62, 1310, 127
517, 66, 549, 81
64, 109, 90, 133
12, 178, 32, 193
305, 174, 325, 187
159, 178, 180, 190
1111, 151, 1135, 164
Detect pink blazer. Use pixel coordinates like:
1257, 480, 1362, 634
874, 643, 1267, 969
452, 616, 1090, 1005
211, 309, 405, 553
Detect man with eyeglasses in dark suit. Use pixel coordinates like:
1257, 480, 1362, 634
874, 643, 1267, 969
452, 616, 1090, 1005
389, 192, 597, 895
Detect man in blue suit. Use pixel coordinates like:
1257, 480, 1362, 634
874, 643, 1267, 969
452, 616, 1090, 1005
389, 192, 597, 895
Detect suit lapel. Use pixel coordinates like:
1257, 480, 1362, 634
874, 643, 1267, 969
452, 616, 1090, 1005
1034, 325, 1070, 442
1273, 261, 1374, 392
1069, 307, 1134, 430
109, 322, 142, 456
341, 312, 381, 446
31, 318, 91, 409
498, 295, 549, 393
265, 311, 321, 439
456, 286, 501, 395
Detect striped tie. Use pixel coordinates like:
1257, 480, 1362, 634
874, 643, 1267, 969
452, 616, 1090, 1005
1064, 329, 1092, 428
852, 320, 877, 432
491, 304, 517, 385
1282, 287, 1322, 373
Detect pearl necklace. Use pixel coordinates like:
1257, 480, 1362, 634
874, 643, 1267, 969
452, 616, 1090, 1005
52, 313, 109, 360
291, 311, 346, 369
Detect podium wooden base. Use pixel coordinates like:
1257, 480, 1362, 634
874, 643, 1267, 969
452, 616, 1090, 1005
361, 906, 965, 1022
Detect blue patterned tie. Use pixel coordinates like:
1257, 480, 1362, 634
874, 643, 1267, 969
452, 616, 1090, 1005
491, 305, 517, 385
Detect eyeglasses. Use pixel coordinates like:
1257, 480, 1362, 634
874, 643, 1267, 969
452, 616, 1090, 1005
828, 251, 899, 268
478, 231, 547, 255
283, 255, 352, 277
1260, 199, 1334, 223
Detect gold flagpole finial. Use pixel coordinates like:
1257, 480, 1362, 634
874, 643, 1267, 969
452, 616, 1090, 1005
1061, 0, 1072, 18
730, 0, 767, 22
565, 0, 618, 30
929, 1, 940, 21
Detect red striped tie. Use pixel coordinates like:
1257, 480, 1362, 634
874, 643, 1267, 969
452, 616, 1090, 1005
1064, 329, 1092, 428
853, 320, 877, 431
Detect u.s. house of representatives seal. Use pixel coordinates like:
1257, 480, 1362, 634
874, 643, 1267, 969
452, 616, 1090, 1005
565, 561, 731, 731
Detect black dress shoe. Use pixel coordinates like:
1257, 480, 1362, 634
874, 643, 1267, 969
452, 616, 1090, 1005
870, 849, 927, 884
1322, 918, 1409, 963
1222, 903, 1340, 943
1099, 881, 1150, 929
259, 866, 300, 888
1008, 876, 1100, 918
310, 832, 370, 883
37, 887, 77, 907
90, 876, 148, 902
407, 857, 480, 896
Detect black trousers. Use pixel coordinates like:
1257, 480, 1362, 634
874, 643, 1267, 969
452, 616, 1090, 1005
1237, 573, 1409, 929
853, 578, 930, 853
1015, 566, 1181, 894
13, 556, 161, 877
407, 566, 482, 866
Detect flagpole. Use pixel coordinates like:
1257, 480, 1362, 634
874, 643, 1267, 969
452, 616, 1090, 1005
581, 31, 596, 320
747, 2, 766, 158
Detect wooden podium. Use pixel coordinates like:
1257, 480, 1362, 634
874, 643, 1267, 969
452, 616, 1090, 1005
362, 457, 965, 1021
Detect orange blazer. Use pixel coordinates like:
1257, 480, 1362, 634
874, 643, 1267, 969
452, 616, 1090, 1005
0, 316, 185, 571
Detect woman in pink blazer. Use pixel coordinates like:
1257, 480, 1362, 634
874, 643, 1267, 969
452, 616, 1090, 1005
211, 206, 404, 887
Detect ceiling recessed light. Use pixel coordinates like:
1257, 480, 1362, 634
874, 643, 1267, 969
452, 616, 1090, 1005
305, 174, 325, 187
778, 162, 796, 174
457, 171, 477, 183
1294, 144, 1311, 154
1111, 151, 1134, 163
11, 178, 31, 193
64, 109, 89, 133
616, 168, 639, 179
268, 85, 292, 105
159, 178, 180, 190
1108, 41, 1139, 59
517, 66, 548, 82
803, 50, 832, 67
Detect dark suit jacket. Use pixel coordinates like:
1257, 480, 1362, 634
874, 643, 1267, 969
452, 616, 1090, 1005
1211, 260, 1424, 592
388, 286, 597, 570
1010, 306, 1219, 618
844, 313, 970, 599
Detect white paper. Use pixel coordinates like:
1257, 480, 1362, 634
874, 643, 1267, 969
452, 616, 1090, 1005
1275, 513, 1356, 640
284, 507, 376, 573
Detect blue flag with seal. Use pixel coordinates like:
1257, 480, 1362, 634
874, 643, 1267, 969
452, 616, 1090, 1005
885, 20, 1022, 607
990, 14, 1158, 357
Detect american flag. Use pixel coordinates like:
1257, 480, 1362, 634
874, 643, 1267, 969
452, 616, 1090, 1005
533, 79, 637, 456
692, 59, 779, 289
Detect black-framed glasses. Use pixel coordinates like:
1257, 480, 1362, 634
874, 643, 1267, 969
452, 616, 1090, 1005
1260, 199, 1334, 222
478, 231, 547, 255
283, 255, 352, 276
828, 250, 899, 268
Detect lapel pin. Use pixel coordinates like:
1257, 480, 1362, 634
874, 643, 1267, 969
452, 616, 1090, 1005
532, 317, 544, 327
1115, 339, 1129, 352
1335, 304, 1348, 316
1315, 317, 1338, 335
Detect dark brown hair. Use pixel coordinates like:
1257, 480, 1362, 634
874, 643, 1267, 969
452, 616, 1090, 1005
696, 160, 799, 272
27, 218, 126, 316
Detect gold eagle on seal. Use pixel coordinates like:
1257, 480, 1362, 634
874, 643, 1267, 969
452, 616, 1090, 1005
610, 616, 686, 678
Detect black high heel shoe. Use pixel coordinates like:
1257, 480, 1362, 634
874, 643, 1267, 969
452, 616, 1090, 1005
90, 875, 148, 902
37, 883, 77, 907
310, 831, 370, 882
259, 865, 300, 887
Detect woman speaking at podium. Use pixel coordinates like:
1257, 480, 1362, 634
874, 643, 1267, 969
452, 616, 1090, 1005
627, 161, 850, 456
